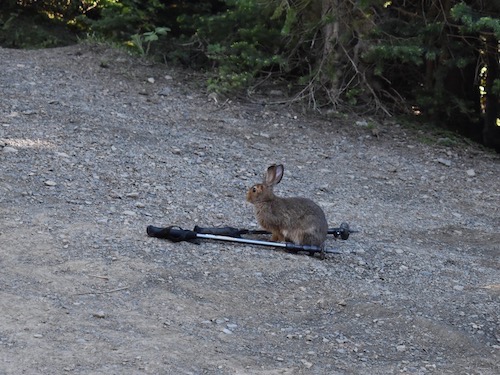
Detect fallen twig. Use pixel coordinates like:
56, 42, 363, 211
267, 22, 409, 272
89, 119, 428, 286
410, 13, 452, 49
73, 286, 129, 296
88, 274, 110, 280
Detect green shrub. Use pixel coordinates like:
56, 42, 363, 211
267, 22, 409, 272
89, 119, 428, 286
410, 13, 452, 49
192, 0, 287, 94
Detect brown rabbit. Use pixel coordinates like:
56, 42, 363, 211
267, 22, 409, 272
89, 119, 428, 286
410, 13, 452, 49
246, 164, 328, 247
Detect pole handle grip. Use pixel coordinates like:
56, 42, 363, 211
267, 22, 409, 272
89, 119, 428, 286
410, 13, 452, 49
147, 226, 199, 243
285, 243, 323, 253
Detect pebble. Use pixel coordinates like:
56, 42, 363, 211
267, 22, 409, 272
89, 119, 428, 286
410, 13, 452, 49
437, 158, 452, 167
300, 359, 313, 368
44, 180, 57, 186
466, 169, 475, 177
396, 344, 407, 352
92, 311, 106, 318
2, 146, 18, 153
158, 86, 172, 96
123, 210, 136, 216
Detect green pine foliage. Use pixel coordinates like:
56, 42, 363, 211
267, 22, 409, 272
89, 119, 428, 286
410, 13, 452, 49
0, 0, 84, 48
80, 0, 167, 42
192, 0, 287, 94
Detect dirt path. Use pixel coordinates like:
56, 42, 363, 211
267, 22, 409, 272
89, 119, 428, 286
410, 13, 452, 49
0, 44, 499, 374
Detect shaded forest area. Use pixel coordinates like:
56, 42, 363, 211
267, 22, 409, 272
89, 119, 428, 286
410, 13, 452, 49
1, 0, 499, 151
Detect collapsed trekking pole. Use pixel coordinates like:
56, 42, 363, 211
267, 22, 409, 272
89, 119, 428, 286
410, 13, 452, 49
146, 225, 342, 257
193, 222, 357, 240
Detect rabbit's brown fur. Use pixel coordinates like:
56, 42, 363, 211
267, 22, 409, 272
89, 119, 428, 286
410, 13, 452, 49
247, 165, 328, 247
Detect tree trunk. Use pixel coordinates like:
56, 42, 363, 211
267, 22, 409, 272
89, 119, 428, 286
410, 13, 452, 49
320, 0, 351, 107
482, 35, 500, 152
321, 0, 341, 104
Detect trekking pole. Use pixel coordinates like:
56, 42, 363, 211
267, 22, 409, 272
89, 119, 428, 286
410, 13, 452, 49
193, 222, 357, 240
146, 225, 342, 258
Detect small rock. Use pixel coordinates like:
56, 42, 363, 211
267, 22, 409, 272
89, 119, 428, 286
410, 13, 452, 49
158, 86, 172, 96
33, 334, 43, 338
44, 180, 57, 186
92, 311, 106, 318
123, 210, 136, 216
396, 345, 407, 352
109, 190, 122, 199
147, 77, 155, 83
300, 359, 313, 369
437, 158, 452, 167
466, 169, 476, 177
2, 146, 18, 153
222, 328, 233, 334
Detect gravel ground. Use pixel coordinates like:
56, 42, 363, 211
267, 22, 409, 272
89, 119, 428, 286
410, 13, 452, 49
0, 44, 499, 375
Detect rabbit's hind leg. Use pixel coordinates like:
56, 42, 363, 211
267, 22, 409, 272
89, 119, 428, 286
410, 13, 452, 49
271, 230, 285, 242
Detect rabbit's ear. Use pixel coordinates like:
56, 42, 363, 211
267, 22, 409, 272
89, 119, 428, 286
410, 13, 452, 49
266, 164, 284, 185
